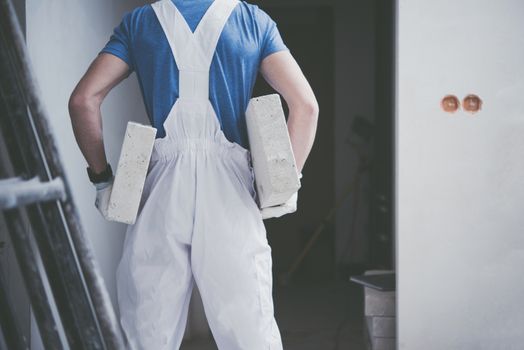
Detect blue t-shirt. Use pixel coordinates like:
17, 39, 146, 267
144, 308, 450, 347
100, 0, 288, 149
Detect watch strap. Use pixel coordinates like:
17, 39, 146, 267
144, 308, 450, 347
87, 163, 113, 184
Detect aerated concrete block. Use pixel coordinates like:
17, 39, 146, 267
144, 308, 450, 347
245, 94, 300, 208
363, 270, 396, 350
107, 122, 156, 224
366, 333, 396, 350
364, 270, 396, 317
366, 316, 396, 338
365, 287, 396, 317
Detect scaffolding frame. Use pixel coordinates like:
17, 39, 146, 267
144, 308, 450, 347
0, 0, 126, 348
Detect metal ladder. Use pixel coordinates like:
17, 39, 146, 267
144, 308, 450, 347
0, 0, 126, 348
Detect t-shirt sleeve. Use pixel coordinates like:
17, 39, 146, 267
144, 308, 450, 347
99, 11, 135, 72
257, 8, 289, 60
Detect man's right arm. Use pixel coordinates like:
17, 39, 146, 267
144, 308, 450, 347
68, 53, 130, 174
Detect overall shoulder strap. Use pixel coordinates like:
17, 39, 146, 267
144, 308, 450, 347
192, 0, 238, 67
152, 0, 238, 70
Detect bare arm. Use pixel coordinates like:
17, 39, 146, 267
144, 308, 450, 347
259, 50, 319, 174
68, 53, 131, 174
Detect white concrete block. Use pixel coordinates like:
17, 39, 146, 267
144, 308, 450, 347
107, 122, 156, 224
245, 94, 300, 208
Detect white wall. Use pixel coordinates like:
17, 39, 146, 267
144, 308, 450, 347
26, 0, 148, 311
397, 0, 524, 348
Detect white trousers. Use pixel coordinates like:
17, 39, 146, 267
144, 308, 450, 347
116, 100, 284, 350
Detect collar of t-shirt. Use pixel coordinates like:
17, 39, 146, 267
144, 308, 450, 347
171, 0, 215, 33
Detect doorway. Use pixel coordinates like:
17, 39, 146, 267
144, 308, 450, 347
253, 5, 336, 286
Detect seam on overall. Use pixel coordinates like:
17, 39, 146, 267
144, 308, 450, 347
254, 254, 273, 316
224, 151, 258, 208
247, 153, 258, 204
151, 138, 245, 161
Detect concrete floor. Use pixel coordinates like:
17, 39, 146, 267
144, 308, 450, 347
181, 281, 366, 350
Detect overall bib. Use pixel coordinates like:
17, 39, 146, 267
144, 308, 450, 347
115, 0, 284, 349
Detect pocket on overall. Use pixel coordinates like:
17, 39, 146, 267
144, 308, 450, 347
228, 154, 257, 203
254, 253, 273, 315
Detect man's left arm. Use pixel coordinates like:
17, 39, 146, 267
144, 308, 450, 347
258, 50, 318, 219
259, 50, 319, 174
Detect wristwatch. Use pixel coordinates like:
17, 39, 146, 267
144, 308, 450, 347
87, 163, 113, 184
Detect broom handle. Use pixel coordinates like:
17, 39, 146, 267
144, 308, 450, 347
282, 174, 360, 280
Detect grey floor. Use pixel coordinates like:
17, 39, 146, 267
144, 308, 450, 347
181, 281, 366, 350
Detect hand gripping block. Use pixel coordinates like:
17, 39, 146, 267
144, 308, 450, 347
107, 122, 157, 224
246, 94, 301, 208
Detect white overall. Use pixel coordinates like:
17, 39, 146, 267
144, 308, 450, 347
115, 0, 283, 349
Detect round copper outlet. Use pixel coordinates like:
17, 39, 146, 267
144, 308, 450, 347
462, 94, 482, 114
441, 95, 460, 113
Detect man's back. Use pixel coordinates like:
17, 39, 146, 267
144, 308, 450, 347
100, 0, 288, 148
